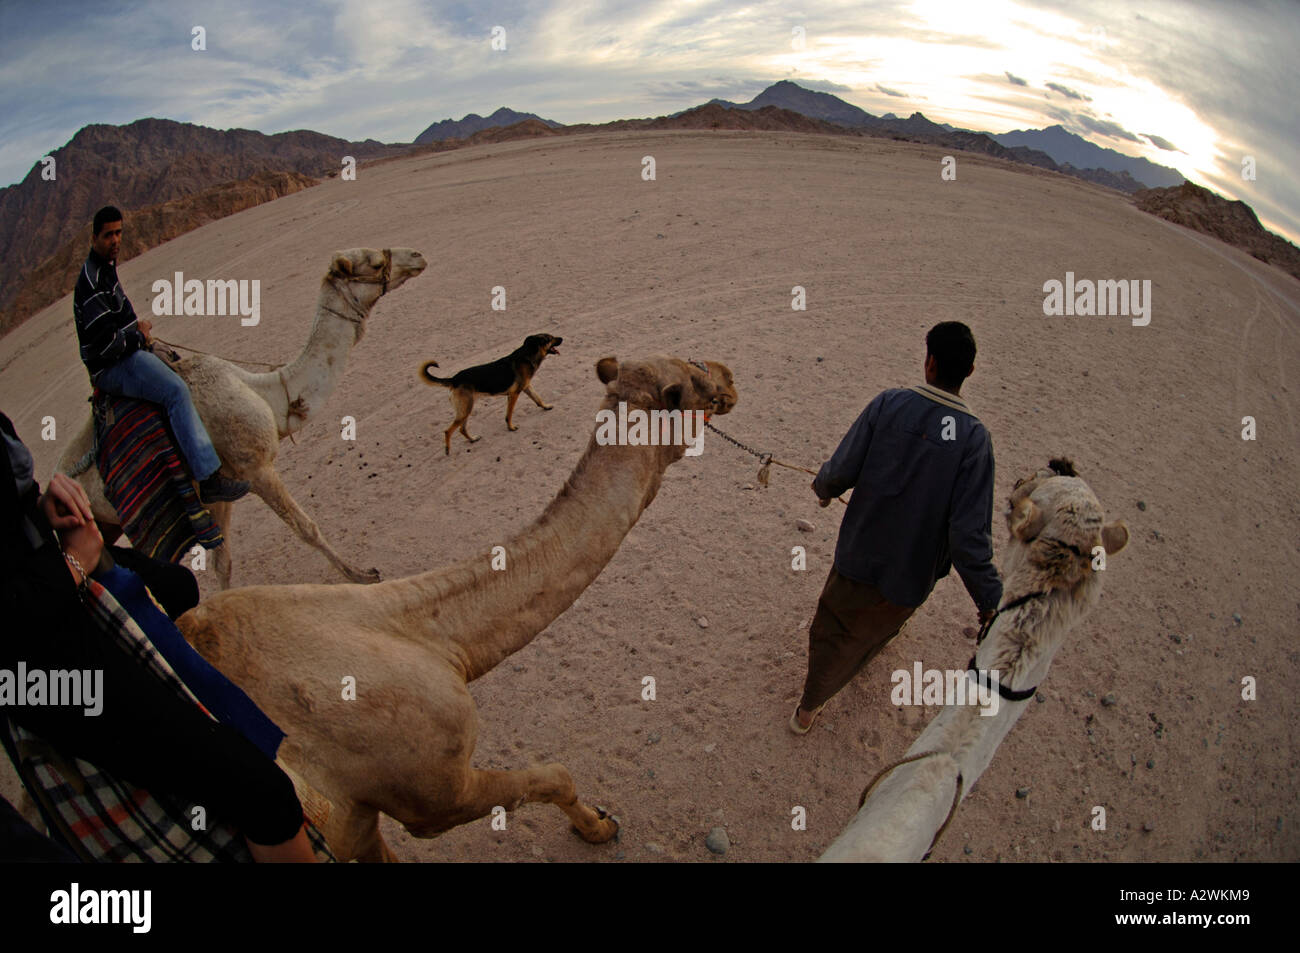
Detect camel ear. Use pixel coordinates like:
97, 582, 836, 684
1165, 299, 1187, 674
1009, 496, 1046, 542
1101, 520, 1129, 554
596, 356, 619, 384
331, 254, 353, 277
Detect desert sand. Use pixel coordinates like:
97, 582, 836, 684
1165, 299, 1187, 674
1, 129, 1295, 862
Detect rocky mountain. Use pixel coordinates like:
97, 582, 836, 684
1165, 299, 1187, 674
3, 170, 317, 336
0, 118, 407, 329
1, 84, 1276, 338
703, 83, 1154, 194
708, 79, 878, 126
993, 125, 1184, 189
414, 107, 562, 145
1134, 182, 1300, 281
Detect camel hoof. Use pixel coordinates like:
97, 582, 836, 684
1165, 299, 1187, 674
507, 424, 518, 432
349, 567, 382, 584
574, 806, 620, 844
541, 404, 553, 411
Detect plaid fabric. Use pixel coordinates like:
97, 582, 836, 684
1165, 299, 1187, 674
1, 576, 334, 862
93, 392, 223, 562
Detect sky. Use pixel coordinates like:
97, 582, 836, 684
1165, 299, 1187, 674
1, 0, 1296, 242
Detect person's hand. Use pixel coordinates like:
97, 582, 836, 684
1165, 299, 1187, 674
39, 473, 93, 530
137, 318, 153, 341
60, 518, 104, 581
978, 607, 997, 628
811, 478, 832, 507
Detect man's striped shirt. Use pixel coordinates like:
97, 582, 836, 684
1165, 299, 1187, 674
73, 248, 144, 380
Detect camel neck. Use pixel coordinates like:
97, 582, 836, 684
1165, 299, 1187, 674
390, 414, 672, 682
274, 281, 367, 435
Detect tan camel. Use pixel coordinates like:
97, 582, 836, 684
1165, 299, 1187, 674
176, 355, 739, 861
56, 247, 427, 588
819, 459, 1129, 863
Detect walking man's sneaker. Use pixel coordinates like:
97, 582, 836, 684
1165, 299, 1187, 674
198, 473, 251, 503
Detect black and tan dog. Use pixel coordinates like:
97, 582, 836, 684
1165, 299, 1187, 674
420, 333, 563, 453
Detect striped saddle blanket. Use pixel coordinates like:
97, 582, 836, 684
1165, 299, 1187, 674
93, 393, 223, 563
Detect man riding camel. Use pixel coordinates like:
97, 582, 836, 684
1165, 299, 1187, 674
73, 206, 248, 503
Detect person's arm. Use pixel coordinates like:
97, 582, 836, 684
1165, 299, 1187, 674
75, 281, 143, 367
948, 427, 1002, 616
812, 393, 883, 501
2, 485, 307, 855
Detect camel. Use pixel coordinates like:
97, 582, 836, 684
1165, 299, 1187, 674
56, 247, 427, 588
175, 354, 739, 862
819, 459, 1128, 863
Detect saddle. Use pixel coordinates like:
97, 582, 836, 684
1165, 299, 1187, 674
92, 391, 223, 562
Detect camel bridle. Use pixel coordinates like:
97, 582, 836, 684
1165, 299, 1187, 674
323, 248, 394, 330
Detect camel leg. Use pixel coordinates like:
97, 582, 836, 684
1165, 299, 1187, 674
208, 501, 234, 590
246, 466, 381, 583
407, 764, 618, 844
352, 813, 400, 864
505, 391, 522, 431
523, 385, 552, 410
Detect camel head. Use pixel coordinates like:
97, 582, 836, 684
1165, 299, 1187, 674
1003, 457, 1129, 593
594, 355, 738, 463
324, 246, 427, 310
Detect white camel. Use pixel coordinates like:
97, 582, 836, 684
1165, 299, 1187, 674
56, 247, 427, 588
819, 459, 1129, 863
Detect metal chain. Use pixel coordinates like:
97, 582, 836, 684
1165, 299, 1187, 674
705, 421, 772, 467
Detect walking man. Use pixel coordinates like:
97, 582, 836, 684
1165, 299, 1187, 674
791, 321, 1002, 734
73, 206, 248, 502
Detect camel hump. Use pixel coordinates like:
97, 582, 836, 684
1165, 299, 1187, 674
419, 360, 449, 385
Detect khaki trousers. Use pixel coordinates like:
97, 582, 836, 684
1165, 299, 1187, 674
799, 567, 917, 712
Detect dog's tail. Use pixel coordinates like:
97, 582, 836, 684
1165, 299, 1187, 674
419, 360, 452, 386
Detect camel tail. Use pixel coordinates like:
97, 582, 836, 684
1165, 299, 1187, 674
419, 360, 451, 386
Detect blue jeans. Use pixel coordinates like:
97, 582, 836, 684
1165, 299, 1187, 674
94, 349, 222, 480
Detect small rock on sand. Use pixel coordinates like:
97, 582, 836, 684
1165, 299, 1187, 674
705, 827, 730, 855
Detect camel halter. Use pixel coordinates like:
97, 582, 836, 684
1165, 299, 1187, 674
322, 248, 393, 332
966, 591, 1044, 703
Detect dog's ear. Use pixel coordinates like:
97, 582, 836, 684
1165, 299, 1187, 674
596, 356, 619, 383
330, 253, 353, 277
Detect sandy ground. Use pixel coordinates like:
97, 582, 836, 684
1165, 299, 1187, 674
1, 129, 1296, 863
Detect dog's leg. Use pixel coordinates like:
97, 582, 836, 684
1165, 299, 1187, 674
455, 390, 479, 445
506, 390, 522, 431
523, 385, 553, 410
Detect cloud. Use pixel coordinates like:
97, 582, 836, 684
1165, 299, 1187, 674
875, 83, 906, 97
1045, 81, 1090, 101
797, 79, 854, 93
1142, 132, 1180, 152
1005, 71, 1028, 86
1075, 113, 1142, 143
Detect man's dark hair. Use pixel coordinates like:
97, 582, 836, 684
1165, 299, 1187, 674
92, 206, 123, 237
926, 321, 977, 388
